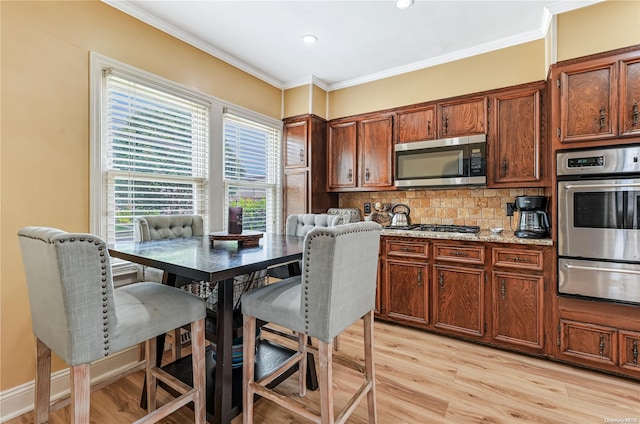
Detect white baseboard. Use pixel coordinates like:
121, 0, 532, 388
0, 347, 138, 423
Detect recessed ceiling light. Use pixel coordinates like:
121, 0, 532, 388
395, 0, 414, 9
302, 34, 318, 44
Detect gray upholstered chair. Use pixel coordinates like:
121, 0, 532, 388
134, 214, 205, 282
242, 222, 382, 424
17, 226, 207, 424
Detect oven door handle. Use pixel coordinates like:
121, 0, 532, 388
562, 182, 640, 190
563, 262, 640, 275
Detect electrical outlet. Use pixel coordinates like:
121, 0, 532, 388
364, 202, 371, 214
506, 203, 516, 217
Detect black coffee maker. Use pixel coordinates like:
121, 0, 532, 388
513, 196, 550, 239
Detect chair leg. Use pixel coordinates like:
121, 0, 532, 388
333, 335, 340, 351
243, 315, 257, 424
34, 339, 51, 424
70, 364, 90, 424
191, 318, 207, 424
363, 311, 377, 424
297, 332, 307, 397
318, 340, 335, 424
145, 337, 158, 413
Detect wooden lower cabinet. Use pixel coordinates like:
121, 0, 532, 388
491, 272, 545, 352
620, 330, 640, 375
559, 320, 617, 366
433, 264, 485, 337
385, 260, 429, 326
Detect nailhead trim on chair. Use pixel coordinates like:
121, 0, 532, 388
56, 236, 113, 356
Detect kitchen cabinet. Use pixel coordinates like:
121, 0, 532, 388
491, 246, 546, 354
551, 48, 640, 146
432, 242, 486, 338
396, 105, 436, 143
282, 115, 337, 221
379, 238, 429, 326
487, 83, 547, 188
558, 297, 640, 379
327, 114, 394, 191
436, 96, 487, 139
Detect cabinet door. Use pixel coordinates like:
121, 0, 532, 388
284, 119, 307, 168
560, 320, 617, 366
328, 121, 357, 189
489, 87, 543, 186
433, 265, 484, 337
559, 61, 618, 143
386, 259, 429, 326
492, 272, 544, 351
619, 330, 640, 375
437, 97, 487, 138
620, 57, 640, 137
283, 169, 307, 219
397, 106, 436, 143
359, 115, 393, 188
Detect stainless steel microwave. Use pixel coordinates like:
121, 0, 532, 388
394, 134, 486, 188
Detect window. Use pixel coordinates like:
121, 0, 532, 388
92, 57, 210, 244
223, 113, 281, 233
91, 53, 283, 249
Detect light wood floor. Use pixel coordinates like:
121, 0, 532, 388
7, 320, 639, 423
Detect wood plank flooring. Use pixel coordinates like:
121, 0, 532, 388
7, 320, 639, 423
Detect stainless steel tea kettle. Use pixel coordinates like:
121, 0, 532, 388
390, 204, 411, 226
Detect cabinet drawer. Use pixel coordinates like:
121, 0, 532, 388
560, 319, 617, 366
619, 330, 640, 375
386, 240, 429, 259
434, 243, 484, 264
492, 248, 543, 271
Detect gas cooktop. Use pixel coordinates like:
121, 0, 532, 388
386, 224, 481, 234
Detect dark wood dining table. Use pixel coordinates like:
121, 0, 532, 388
108, 233, 307, 424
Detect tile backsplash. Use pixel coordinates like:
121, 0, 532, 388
339, 187, 547, 231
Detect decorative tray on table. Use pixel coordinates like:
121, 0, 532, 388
208, 230, 263, 247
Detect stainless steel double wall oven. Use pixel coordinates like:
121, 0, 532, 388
557, 145, 640, 305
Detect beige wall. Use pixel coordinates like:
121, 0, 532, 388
0, 0, 281, 391
557, 0, 640, 62
283, 85, 310, 118
328, 40, 546, 119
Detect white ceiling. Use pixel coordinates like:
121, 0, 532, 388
103, 0, 602, 91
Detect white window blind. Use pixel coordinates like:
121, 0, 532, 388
103, 70, 209, 243
223, 113, 281, 233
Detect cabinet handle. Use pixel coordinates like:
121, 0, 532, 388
501, 159, 508, 175
452, 250, 467, 257
633, 102, 639, 127
427, 120, 431, 135
506, 256, 529, 263
501, 279, 506, 300
299, 147, 304, 162
400, 247, 411, 251
633, 340, 638, 365
365, 168, 370, 181
348, 169, 352, 182
598, 106, 607, 130
417, 269, 422, 286
443, 116, 449, 134
599, 334, 606, 357
439, 273, 444, 288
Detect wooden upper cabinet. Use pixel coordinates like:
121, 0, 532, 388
284, 120, 308, 168
620, 57, 640, 137
559, 61, 618, 143
359, 115, 394, 188
488, 84, 545, 187
437, 97, 487, 138
328, 120, 357, 190
396, 106, 436, 143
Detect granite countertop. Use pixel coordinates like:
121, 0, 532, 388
381, 228, 554, 246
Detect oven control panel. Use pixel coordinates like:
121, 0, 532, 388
557, 145, 640, 176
